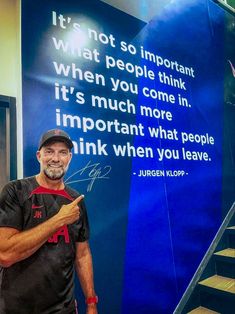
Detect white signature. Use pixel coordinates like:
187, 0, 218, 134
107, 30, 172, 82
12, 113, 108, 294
65, 160, 112, 192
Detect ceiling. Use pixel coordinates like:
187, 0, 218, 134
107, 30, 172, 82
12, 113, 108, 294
100, 0, 173, 23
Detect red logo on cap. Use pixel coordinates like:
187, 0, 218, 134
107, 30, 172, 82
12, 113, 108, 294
54, 130, 61, 135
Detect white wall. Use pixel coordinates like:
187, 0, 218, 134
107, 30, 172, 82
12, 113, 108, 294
0, 0, 23, 178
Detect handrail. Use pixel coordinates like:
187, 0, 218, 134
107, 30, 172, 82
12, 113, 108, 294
173, 201, 235, 313
213, 0, 235, 15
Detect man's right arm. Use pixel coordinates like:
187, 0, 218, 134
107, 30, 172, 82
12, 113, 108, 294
0, 195, 83, 268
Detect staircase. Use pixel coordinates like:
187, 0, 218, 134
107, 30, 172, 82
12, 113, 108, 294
192, 225, 235, 313
174, 203, 235, 314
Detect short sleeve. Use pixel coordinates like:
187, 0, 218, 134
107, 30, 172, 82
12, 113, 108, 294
0, 182, 23, 230
77, 199, 90, 242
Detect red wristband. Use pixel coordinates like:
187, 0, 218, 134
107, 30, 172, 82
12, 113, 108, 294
86, 296, 98, 305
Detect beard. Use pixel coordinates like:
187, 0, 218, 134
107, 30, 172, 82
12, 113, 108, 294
43, 164, 66, 180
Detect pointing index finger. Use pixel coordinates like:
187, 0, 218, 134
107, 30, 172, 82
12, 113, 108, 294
71, 195, 84, 206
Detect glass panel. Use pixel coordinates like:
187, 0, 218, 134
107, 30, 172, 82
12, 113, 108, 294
227, 0, 235, 8
218, 0, 235, 10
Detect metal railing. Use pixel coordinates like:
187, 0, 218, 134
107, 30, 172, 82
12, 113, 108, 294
213, 0, 235, 15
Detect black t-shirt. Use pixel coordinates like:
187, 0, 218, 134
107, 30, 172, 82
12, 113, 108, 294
0, 176, 89, 314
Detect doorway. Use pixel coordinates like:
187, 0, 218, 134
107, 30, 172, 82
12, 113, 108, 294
0, 95, 17, 190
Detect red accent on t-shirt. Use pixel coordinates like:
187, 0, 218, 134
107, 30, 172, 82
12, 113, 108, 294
30, 186, 74, 201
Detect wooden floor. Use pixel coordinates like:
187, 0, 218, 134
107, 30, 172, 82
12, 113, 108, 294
188, 306, 219, 313
199, 275, 235, 294
214, 248, 235, 258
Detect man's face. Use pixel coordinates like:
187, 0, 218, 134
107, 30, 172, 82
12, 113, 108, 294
36, 141, 72, 180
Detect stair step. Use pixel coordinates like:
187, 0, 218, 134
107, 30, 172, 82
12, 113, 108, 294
214, 248, 235, 258
198, 275, 235, 294
227, 226, 235, 232
188, 306, 220, 313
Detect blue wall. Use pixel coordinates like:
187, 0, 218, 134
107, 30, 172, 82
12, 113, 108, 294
22, 0, 226, 313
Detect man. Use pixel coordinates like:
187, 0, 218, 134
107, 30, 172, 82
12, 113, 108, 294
0, 129, 98, 314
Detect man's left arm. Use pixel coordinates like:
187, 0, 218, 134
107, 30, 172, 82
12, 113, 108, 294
75, 241, 98, 314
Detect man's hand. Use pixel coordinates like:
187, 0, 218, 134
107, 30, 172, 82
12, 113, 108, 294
86, 304, 98, 314
0, 194, 85, 267
56, 195, 84, 225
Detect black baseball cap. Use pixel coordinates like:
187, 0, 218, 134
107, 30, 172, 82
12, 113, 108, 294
38, 129, 74, 150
